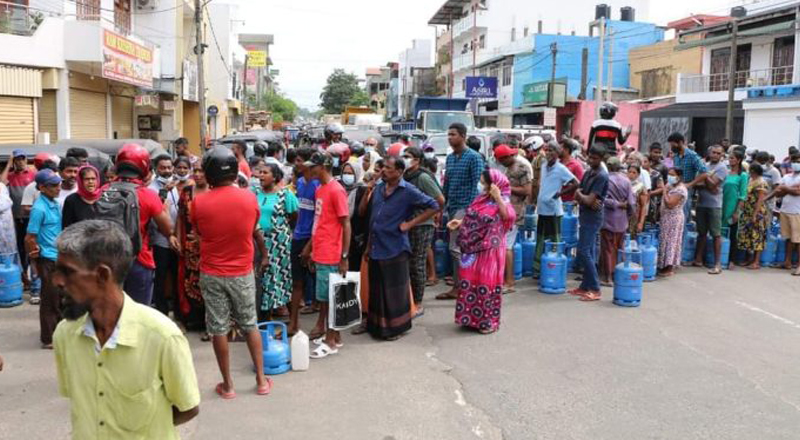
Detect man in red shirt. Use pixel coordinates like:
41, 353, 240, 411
191, 147, 271, 398
560, 138, 585, 202
3, 149, 36, 289
301, 152, 350, 359
232, 141, 251, 178
114, 144, 175, 306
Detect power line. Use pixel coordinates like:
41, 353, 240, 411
204, 3, 232, 80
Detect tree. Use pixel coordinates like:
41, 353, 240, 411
250, 90, 298, 123
320, 69, 364, 114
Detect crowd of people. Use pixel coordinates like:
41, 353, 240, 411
2, 110, 800, 437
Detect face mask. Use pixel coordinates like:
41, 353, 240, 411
424, 152, 435, 160
792, 163, 800, 173
176, 174, 189, 182
403, 158, 414, 169
157, 175, 173, 185
250, 177, 260, 187
365, 147, 375, 155
341, 174, 356, 186
332, 157, 340, 168
667, 175, 678, 186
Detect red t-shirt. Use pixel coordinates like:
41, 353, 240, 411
135, 186, 165, 269
190, 185, 259, 276
311, 180, 349, 265
238, 159, 252, 179
8, 168, 35, 188
561, 158, 585, 202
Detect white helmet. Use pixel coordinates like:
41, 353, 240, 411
523, 135, 545, 151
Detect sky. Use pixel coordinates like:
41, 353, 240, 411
228, 0, 788, 110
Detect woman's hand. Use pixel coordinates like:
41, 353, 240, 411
399, 221, 412, 232
489, 184, 502, 202
447, 219, 462, 231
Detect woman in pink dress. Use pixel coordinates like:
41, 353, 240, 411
449, 169, 516, 334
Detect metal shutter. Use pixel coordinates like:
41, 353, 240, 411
111, 95, 133, 139
39, 90, 57, 142
0, 96, 35, 144
70, 89, 107, 139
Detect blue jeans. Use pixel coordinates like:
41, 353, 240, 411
124, 260, 155, 305
682, 187, 695, 240
578, 214, 603, 292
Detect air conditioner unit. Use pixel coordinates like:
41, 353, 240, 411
136, 0, 157, 11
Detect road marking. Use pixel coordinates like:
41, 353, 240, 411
734, 301, 800, 330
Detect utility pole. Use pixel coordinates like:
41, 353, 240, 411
549, 42, 558, 107
194, 0, 207, 151
725, 20, 739, 143
242, 54, 248, 131
579, 47, 588, 100
595, 17, 605, 117
607, 28, 614, 102
449, 13, 454, 98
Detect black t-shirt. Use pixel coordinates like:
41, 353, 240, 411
62, 192, 98, 228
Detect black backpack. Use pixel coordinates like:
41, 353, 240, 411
96, 181, 142, 255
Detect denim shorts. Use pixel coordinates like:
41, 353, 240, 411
200, 272, 257, 335
315, 264, 339, 302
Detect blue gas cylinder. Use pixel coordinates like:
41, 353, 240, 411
435, 238, 450, 278
637, 234, 657, 282
258, 321, 291, 375
613, 249, 643, 307
773, 223, 785, 264
513, 239, 523, 280
760, 234, 778, 266
540, 241, 567, 294
524, 205, 537, 233
566, 243, 578, 273
561, 202, 578, 245
522, 232, 536, 277
0, 254, 23, 308
720, 227, 731, 268
617, 235, 641, 264
682, 227, 698, 264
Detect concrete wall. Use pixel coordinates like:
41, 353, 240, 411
743, 99, 800, 158
0, 17, 65, 68
629, 39, 703, 97
398, 39, 432, 118
572, 100, 668, 150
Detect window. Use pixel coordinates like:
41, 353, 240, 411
114, 0, 131, 35
462, 43, 468, 55
462, 78, 466, 91
709, 44, 751, 91
503, 63, 512, 86
78, 0, 100, 20
772, 36, 795, 85
479, 35, 486, 49
489, 64, 499, 79
511, 27, 516, 42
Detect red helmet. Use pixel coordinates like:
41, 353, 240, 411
387, 142, 405, 157
33, 152, 52, 170
327, 142, 351, 163
116, 143, 151, 179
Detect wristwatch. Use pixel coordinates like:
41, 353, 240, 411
341, 252, 349, 259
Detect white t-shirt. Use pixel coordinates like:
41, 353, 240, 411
56, 185, 78, 212
780, 173, 800, 214
639, 168, 652, 191
20, 181, 39, 207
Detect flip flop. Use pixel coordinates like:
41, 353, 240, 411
578, 291, 601, 302
308, 330, 325, 340
792, 269, 800, 276
426, 279, 439, 287
310, 342, 338, 359
413, 306, 425, 319
215, 383, 236, 400
351, 322, 368, 335
708, 266, 722, 275
435, 291, 458, 300
300, 305, 317, 315
256, 377, 273, 396
568, 288, 587, 297
313, 336, 344, 348
503, 287, 516, 295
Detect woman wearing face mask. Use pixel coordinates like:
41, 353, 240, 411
173, 157, 192, 192
176, 163, 209, 337
341, 162, 369, 270
737, 163, 770, 269
627, 164, 648, 237
62, 165, 101, 228
657, 168, 688, 277
722, 150, 748, 267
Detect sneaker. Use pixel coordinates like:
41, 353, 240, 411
29, 296, 40, 305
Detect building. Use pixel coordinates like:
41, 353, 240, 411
386, 63, 400, 120
645, 2, 800, 157
398, 39, 432, 119
434, 27, 452, 96
239, 33, 274, 128
628, 15, 729, 99
364, 65, 391, 117
206, 2, 244, 139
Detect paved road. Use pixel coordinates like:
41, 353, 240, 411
1, 266, 800, 439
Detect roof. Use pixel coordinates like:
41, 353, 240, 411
680, 2, 798, 36
678, 19, 796, 50
238, 34, 274, 45
366, 67, 383, 76
428, 0, 469, 25
667, 15, 731, 31
641, 101, 743, 118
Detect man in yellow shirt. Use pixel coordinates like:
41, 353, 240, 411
53, 220, 200, 439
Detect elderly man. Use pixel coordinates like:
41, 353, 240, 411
53, 220, 200, 439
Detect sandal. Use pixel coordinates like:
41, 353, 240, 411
578, 291, 601, 302
503, 287, 516, 295
300, 305, 317, 315
708, 266, 722, 275
568, 288, 588, 297
479, 328, 497, 335
351, 321, 368, 335
215, 383, 236, 400
310, 342, 338, 359
426, 279, 439, 287
308, 329, 325, 341
313, 336, 343, 348
747, 264, 761, 270
600, 281, 613, 288
792, 269, 800, 276
435, 291, 458, 300
200, 333, 211, 342
413, 306, 425, 319
256, 377, 273, 396
445, 277, 454, 286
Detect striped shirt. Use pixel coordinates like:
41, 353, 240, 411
443, 147, 484, 216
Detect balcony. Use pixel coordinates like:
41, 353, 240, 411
453, 10, 487, 40
677, 67, 796, 103
0, 1, 43, 36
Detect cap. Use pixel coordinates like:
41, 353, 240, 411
12, 149, 26, 158
303, 152, 332, 168
35, 169, 61, 186
493, 144, 518, 159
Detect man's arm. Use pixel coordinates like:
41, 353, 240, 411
0, 159, 12, 185
173, 406, 199, 426
338, 216, 351, 276
557, 179, 579, 199
687, 172, 707, 189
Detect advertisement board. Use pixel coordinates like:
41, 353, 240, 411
465, 76, 498, 99
102, 30, 153, 88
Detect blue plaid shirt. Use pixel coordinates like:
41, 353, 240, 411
673, 149, 707, 183
443, 147, 484, 216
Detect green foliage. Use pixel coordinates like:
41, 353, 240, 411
320, 69, 364, 114
250, 90, 298, 123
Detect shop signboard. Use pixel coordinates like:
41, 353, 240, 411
465, 76, 498, 99
102, 29, 153, 88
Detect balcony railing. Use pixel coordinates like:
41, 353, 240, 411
453, 10, 487, 38
0, 1, 42, 36
77, 0, 101, 21
680, 67, 795, 94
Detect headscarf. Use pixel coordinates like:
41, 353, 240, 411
459, 169, 516, 251
77, 165, 102, 202
472, 168, 511, 207
340, 162, 361, 193
361, 150, 380, 176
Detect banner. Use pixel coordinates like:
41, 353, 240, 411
465, 76, 498, 99
101, 29, 153, 88
248, 50, 267, 67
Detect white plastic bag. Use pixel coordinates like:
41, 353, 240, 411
327, 271, 362, 331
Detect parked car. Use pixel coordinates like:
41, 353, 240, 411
0, 143, 112, 182
58, 138, 169, 161
218, 130, 282, 157
425, 132, 495, 184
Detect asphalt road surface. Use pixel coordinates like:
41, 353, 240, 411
1, 266, 799, 439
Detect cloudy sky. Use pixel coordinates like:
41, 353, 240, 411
229, 0, 786, 110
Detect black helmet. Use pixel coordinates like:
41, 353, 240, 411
599, 102, 618, 119
349, 141, 365, 157
253, 141, 268, 157
202, 146, 238, 186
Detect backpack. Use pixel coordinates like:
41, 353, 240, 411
96, 181, 142, 255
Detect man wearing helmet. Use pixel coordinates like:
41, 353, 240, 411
587, 102, 632, 155
319, 123, 344, 150
522, 135, 546, 204
114, 144, 176, 306
190, 146, 272, 398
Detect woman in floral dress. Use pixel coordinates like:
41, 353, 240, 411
737, 163, 769, 269
176, 163, 209, 336
658, 168, 688, 277
0, 182, 17, 262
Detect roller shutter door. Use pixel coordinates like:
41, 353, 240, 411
70, 89, 107, 139
111, 95, 133, 139
0, 96, 34, 144
39, 90, 57, 142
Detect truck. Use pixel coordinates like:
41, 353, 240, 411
342, 106, 376, 125
411, 97, 474, 134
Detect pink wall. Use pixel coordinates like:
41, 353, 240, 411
572, 101, 668, 151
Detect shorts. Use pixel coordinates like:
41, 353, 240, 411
200, 272, 257, 336
695, 207, 722, 238
505, 225, 518, 250
780, 212, 800, 243
291, 238, 312, 281
315, 264, 339, 302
